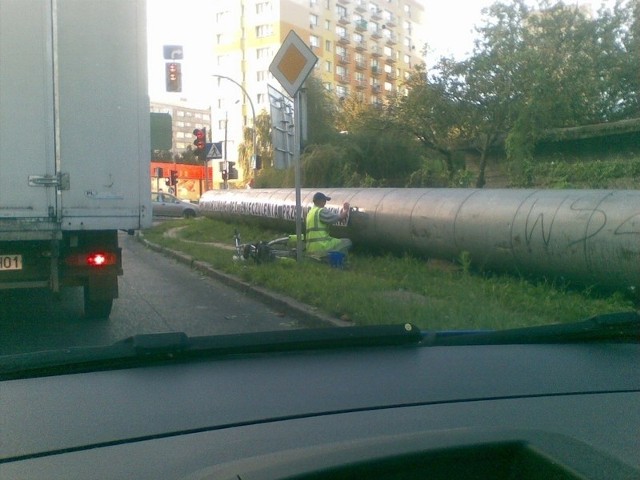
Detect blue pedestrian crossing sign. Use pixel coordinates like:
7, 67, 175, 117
206, 142, 223, 159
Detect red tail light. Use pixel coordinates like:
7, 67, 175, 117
65, 252, 118, 267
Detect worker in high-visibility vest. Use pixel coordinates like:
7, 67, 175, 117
305, 192, 352, 255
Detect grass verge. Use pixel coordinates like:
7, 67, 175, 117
142, 218, 636, 331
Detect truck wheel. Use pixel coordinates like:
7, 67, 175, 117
84, 288, 113, 319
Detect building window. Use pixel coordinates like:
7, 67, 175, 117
310, 14, 318, 27
336, 4, 347, 18
325, 39, 331, 52
310, 34, 320, 48
336, 25, 347, 39
215, 11, 228, 23
257, 47, 271, 59
256, 24, 273, 38
325, 61, 332, 72
256, 2, 271, 14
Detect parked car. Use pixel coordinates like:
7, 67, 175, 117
152, 191, 199, 218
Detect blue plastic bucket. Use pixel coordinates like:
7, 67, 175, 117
327, 251, 345, 268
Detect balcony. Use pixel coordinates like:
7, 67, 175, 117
355, 60, 366, 70
383, 14, 396, 28
355, 79, 367, 89
337, 34, 350, 45
354, 0, 366, 12
337, 53, 350, 64
336, 72, 350, 84
385, 55, 396, 65
370, 45, 382, 57
355, 19, 367, 31
385, 33, 397, 46
370, 66, 380, 76
370, 8, 382, 21
338, 16, 350, 26
337, 0, 350, 4
354, 40, 367, 51
370, 29, 382, 39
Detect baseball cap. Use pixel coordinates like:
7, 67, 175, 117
313, 192, 331, 202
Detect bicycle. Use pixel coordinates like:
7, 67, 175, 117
233, 229, 297, 264
233, 229, 347, 268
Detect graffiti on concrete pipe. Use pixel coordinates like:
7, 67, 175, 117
199, 188, 640, 290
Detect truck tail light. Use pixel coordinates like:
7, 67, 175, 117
65, 252, 118, 267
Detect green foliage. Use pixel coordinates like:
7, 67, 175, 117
515, 157, 640, 189
143, 218, 635, 331
254, 165, 294, 188
304, 76, 339, 146
238, 0, 638, 190
301, 144, 350, 187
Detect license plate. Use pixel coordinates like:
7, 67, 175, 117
0, 254, 23, 271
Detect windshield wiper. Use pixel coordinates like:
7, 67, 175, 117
426, 311, 640, 346
0, 324, 422, 379
2, 312, 637, 380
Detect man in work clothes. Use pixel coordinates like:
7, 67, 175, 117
305, 192, 352, 255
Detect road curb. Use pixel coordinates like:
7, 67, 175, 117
136, 234, 351, 328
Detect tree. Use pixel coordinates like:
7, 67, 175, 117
303, 76, 338, 146
461, 0, 528, 185
498, 0, 638, 162
396, 63, 467, 179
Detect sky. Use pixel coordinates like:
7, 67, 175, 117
420, 0, 621, 64
146, 0, 623, 104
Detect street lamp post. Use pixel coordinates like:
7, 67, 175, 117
211, 75, 257, 174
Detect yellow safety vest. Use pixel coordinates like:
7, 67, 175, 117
305, 206, 333, 253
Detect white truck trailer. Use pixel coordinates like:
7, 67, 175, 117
0, 0, 151, 318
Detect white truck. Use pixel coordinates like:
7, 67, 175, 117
0, 0, 151, 318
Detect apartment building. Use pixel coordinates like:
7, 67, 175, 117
150, 102, 211, 153
211, 0, 425, 156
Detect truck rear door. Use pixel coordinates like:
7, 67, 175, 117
0, 0, 58, 231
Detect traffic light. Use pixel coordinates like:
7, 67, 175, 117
193, 128, 206, 160
165, 62, 182, 92
221, 169, 228, 181
170, 170, 178, 186
228, 161, 238, 180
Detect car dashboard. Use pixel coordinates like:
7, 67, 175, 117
1, 322, 639, 479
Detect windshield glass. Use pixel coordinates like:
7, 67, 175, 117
0, 0, 637, 359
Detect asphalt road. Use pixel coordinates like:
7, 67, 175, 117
0, 232, 321, 356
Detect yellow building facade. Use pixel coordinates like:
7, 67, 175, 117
210, 0, 425, 184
